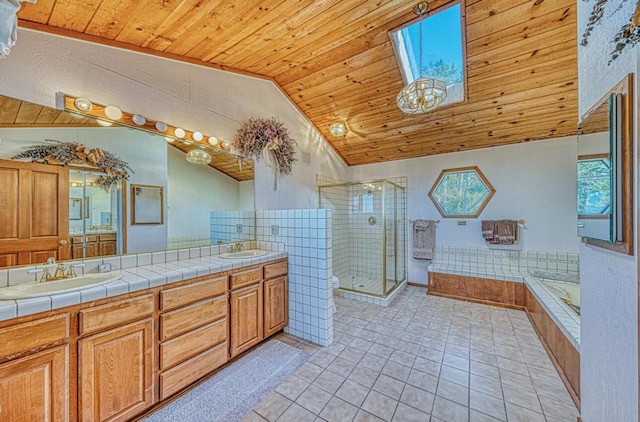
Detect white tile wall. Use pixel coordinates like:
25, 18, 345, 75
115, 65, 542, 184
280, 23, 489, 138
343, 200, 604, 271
256, 209, 333, 347
209, 210, 256, 244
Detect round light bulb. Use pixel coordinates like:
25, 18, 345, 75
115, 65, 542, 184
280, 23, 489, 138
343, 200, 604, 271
164, 136, 175, 143
74, 98, 93, 112
96, 119, 113, 127
132, 114, 146, 126
174, 127, 186, 138
208, 136, 219, 146
221, 140, 231, 149
104, 105, 123, 120
155, 121, 168, 132
329, 121, 346, 137
192, 131, 203, 141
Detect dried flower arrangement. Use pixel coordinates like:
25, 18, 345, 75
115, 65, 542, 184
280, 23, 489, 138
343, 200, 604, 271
13, 140, 133, 190
580, 0, 640, 64
233, 117, 297, 177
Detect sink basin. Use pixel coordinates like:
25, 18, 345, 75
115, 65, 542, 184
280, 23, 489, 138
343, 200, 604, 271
218, 250, 270, 259
0, 271, 123, 300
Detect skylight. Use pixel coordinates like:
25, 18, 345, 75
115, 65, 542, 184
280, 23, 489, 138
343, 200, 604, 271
391, 3, 465, 108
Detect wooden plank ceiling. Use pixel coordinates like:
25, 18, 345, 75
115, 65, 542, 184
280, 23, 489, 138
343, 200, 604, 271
0, 95, 252, 181
18, 0, 578, 166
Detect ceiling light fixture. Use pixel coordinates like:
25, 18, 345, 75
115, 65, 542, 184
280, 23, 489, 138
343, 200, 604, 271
192, 131, 203, 141
104, 105, 123, 120
174, 127, 186, 138
186, 148, 212, 165
208, 136, 219, 146
155, 121, 168, 132
74, 97, 93, 112
397, 2, 448, 114
329, 121, 347, 137
132, 114, 146, 125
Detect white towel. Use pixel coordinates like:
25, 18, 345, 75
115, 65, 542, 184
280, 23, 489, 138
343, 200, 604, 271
413, 219, 436, 260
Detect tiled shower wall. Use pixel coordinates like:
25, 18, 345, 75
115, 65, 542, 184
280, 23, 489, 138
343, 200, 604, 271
256, 209, 333, 346
209, 210, 256, 244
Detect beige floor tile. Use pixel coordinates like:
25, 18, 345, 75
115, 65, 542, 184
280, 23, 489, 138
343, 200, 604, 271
440, 365, 469, 387
469, 389, 506, 421
443, 353, 470, 371
348, 364, 380, 388
470, 350, 498, 367
350, 337, 374, 352
336, 379, 371, 407
358, 329, 381, 342
399, 383, 435, 414
418, 346, 445, 362
360, 353, 388, 372
445, 343, 470, 359
326, 356, 357, 377
470, 409, 502, 422
504, 402, 546, 422
389, 349, 417, 367
502, 384, 543, 414
308, 350, 337, 369
241, 411, 267, 422
407, 368, 439, 394
538, 395, 579, 421
391, 402, 431, 422
499, 369, 535, 392
275, 375, 311, 401
294, 362, 324, 383
431, 396, 469, 422
413, 356, 442, 377
361, 390, 399, 421
323, 341, 347, 356
314, 369, 347, 394
339, 346, 367, 364
471, 360, 501, 380
353, 409, 385, 422
436, 379, 469, 407
497, 356, 530, 377
369, 343, 394, 359
254, 392, 293, 422
470, 373, 503, 399
319, 397, 359, 422
296, 385, 332, 414
381, 360, 411, 382
276, 403, 316, 422
372, 374, 405, 400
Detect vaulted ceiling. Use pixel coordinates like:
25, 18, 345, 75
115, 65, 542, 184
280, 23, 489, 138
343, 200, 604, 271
17, 0, 577, 166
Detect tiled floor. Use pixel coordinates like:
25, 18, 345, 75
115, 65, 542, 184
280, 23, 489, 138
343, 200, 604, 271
245, 286, 580, 422
337, 273, 400, 296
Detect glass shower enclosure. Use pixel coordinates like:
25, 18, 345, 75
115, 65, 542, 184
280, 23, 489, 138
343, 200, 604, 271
318, 179, 407, 297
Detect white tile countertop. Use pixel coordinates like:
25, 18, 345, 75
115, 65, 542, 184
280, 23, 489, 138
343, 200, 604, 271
0, 242, 287, 322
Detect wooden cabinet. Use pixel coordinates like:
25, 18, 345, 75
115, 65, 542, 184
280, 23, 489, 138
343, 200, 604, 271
78, 318, 154, 422
264, 276, 288, 337
0, 345, 69, 422
99, 234, 117, 256
71, 234, 117, 259
230, 283, 264, 358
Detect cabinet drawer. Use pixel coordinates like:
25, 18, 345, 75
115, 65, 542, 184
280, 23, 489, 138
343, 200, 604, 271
230, 267, 262, 289
159, 342, 227, 400
0, 314, 69, 358
160, 276, 226, 311
264, 261, 288, 279
79, 294, 154, 335
99, 234, 117, 241
160, 296, 227, 341
160, 318, 226, 371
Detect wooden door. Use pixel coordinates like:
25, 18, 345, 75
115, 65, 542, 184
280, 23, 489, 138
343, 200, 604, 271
0, 159, 69, 268
230, 283, 263, 358
78, 318, 154, 422
0, 345, 69, 422
264, 276, 288, 337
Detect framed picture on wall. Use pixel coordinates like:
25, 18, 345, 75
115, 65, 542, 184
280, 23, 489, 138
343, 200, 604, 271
131, 184, 164, 225
70, 197, 83, 220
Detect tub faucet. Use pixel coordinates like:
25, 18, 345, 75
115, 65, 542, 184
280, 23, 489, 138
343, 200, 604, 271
234, 242, 245, 252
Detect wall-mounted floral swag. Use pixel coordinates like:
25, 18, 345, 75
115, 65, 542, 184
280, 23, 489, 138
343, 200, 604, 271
12, 139, 133, 190
233, 117, 297, 190
581, 0, 640, 64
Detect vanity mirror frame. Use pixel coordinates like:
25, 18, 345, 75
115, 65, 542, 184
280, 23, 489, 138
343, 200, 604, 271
578, 73, 634, 255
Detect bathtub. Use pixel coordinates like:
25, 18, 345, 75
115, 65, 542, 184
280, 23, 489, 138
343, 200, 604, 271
539, 278, 580, 315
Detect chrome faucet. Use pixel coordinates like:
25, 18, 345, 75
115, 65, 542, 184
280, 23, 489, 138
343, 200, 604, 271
234, 242, 245, 252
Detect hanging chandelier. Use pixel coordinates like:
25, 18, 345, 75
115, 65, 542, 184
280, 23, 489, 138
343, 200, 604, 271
397, 2, 448, 114
186, 148, 212, 165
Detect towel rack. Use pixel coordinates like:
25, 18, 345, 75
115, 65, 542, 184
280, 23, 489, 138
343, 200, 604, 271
409, 219, 440, 224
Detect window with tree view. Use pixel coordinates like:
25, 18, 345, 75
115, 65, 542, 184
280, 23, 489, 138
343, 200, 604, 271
391, 2, 465, 107
429, 167, 495, 218
577, 157, 611, 216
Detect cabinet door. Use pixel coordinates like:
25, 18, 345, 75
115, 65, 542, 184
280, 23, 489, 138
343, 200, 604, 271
264, 276, 288, 337
0, 345, 68, 422
78, 318, 154, 422
230, 283, 263, 358
99, 240, 117, 257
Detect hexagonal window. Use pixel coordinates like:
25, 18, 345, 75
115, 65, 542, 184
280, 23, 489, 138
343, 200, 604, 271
428, 166, 495, 218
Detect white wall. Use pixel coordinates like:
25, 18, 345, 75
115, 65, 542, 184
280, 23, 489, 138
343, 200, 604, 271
0, 126, 168, 253
238, 181, 255, 210
167, 146, 244, 239
577, 1, 639, 421
349, 136, 580, 284
0, 29, 348, 212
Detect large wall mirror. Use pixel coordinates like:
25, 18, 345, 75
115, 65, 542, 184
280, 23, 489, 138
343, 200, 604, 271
0, 93, 255, 268
577, 73, 633, 255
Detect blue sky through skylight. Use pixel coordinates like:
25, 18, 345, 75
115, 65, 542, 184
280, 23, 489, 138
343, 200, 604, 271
393, 3, 464, 87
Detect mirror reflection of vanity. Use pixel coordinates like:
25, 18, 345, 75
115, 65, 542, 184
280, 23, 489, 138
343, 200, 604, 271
576, 73, 634, 254
0, 93, 256, 268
